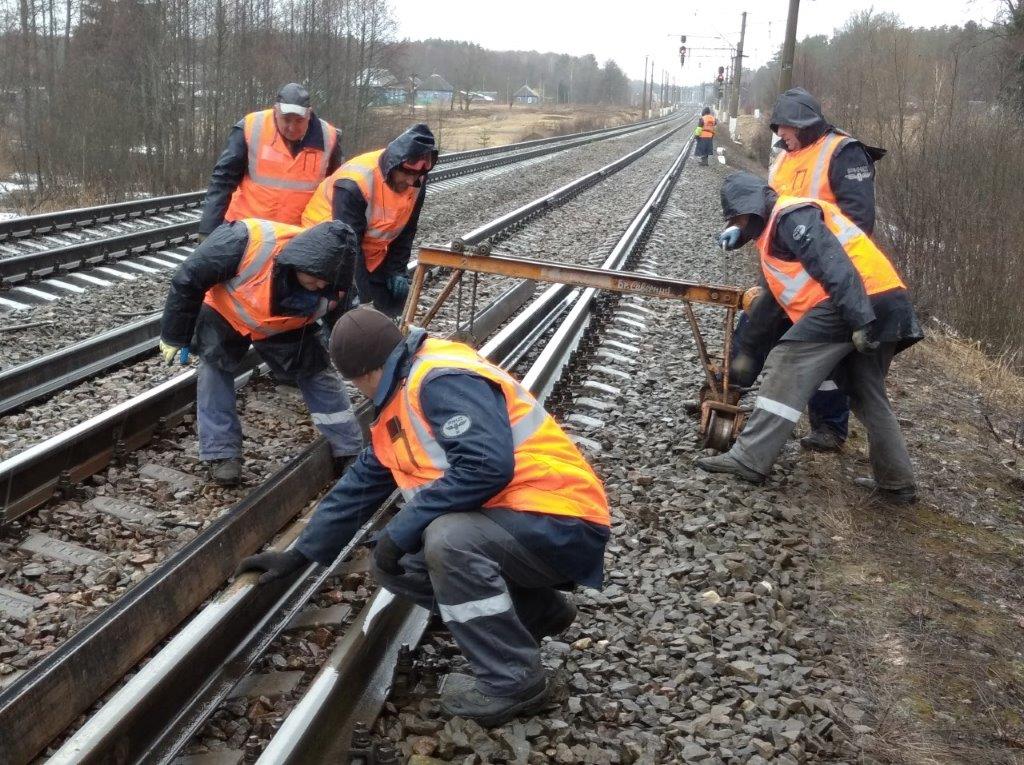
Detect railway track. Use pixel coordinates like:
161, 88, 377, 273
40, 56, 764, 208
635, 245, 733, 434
0, 113, 682, 422
0, 120, 695, 764
0, 113, 675, 303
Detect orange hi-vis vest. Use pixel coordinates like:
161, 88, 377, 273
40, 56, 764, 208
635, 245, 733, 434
699, 114, 717, 139
224, 109, 337, 226
204, 219, 332, 341
301, 149, 418, 272
768, 131, 852, 202
370, 338, 610, 527
756, 195, 905, 324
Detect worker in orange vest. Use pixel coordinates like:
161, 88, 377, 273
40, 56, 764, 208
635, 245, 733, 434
733, 87, 888, 452
197, 83, 344, 239
238, 308, 610, 727
694, 106, 717, 166
700, 172, 922, 504
159, 220, 363, 486
302, 123, 437, 317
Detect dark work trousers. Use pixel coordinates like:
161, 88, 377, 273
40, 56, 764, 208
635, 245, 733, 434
354, 257, 405, 318
729, 341, 915, 490
372, 511, 569, 697
731, 312, 849, 440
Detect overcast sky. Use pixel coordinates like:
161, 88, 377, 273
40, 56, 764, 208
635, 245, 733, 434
389, 0, 1006, 84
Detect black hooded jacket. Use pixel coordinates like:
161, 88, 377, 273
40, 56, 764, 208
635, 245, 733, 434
160, 220, 358, 348
770, 88, 886, 235
329, 123, 438, 284
721, 172, 922, 351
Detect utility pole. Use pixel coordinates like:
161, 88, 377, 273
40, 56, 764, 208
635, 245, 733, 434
648, 62, 655, 116
728, 11, 747, 117
779, 0, 800, 93
641, 55, 649, 117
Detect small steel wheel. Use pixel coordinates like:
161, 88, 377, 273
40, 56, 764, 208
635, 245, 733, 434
703, 410, 735, 452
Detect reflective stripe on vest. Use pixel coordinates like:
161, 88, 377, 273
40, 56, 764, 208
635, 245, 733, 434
301, 149, 417, 271
369, 338, 610, 526
224, 110, 337, 226
755, 196, 906, 324
203, 219, 330, 340
769, 132, 851, 202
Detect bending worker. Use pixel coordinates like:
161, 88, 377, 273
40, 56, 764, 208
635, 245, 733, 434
302, 123, 438, 317
197, 83, 344, 239
695, 106, 716, 166
238, 308, 610, 727
699, 172, 922, 504
159, 220, 364, 486
735, 87, 887, 452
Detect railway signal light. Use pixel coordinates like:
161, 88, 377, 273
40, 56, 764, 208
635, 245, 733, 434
680, 45, 687, 66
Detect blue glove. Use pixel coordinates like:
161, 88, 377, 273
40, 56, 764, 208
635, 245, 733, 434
386, 274, 410, 301
718, 226, 742, 251
159, 340, 191, 366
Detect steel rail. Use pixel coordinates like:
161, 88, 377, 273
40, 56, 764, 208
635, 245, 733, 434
0, 192, 205, 242
0, 313, 160, 415
0, 111, 678, 244
0, 118, 696, 761
236, 129, 699, 765
0, 114, 680, 289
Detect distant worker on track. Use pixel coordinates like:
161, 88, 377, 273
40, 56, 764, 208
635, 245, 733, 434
694, 107, 717, 166
701, 172, 922, 503
302, 123, 438, 317
197, 83, 344, 239
158, 219, 364, 486
734, 87, 888, 452
238, 307, 611, 727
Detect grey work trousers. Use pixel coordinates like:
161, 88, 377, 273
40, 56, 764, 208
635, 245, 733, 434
730, 340, 916, 490
372, 512, 568, 696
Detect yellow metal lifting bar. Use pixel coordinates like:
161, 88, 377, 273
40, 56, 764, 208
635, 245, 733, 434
403, 244, 757, 452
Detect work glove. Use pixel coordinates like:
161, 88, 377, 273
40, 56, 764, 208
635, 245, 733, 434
372, 531, 405, 576
852, 326, 880, 354
234, 548, 308, 584
386, 274, 410, 301
717, 226, 742, 251
194, 232, 208, 244
159, 339, 190, 365
729, 352, 758, 387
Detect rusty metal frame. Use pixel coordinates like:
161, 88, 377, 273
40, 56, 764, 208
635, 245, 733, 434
402, 245, 750, 444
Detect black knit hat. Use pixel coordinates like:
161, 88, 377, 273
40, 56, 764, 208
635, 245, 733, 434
329, 307, 404, 379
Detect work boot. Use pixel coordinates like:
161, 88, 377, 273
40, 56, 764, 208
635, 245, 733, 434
440, 675, 549, 728
853, 477, 917, 505
524, 593, 577, 643
696, 453, 765, 484
800, 427, 844, 452
681, 399, 701, 416
209, 458, 242, 487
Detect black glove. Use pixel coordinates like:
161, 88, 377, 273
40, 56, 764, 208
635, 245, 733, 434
852, 325, 880, 354
386, 274, 410, 301
372, 531, 405, 576
729, 352, 758, 387
234, 548, 308, 584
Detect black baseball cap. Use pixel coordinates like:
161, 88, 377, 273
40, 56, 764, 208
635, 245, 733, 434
276, 83, 311, 117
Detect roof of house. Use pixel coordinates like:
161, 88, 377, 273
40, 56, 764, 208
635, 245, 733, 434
514, 84, 540, 98
422, 73, 454, 92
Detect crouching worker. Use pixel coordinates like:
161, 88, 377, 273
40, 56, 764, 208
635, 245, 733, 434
698, 172, 923, 503
159, 220, 364, 486
237, 308, 610, 727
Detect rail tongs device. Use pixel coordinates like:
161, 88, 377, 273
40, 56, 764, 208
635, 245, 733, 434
404, 243, 759, 452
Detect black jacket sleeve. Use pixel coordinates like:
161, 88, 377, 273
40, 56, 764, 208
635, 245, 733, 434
160, 223, 249, 346
828, 143, 876, 235
325, 129, 344, 174
383, 185, 426, 277
330, 180, 369, 243
773, 206, 875, 331
198, 124, 247, 235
